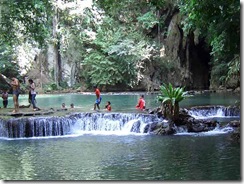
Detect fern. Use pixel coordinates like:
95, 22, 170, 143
157, 83, 187, 119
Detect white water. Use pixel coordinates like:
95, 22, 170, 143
71, 116, 149, 136
0, 112, 164, 139
188, 106, 240, 119
0, 104, 240, 139
0, 118, 148, 140
175, 124, 234, 136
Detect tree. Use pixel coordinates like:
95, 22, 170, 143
157, 83, 187, 121
0, 0, 53, 86
51, 0, 94, 87
0, 44, 20, 79
0, 0, 52, 47
72, 1, 159, 88
179, 0, 240, 87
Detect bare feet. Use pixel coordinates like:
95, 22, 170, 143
33, 108, 40, 111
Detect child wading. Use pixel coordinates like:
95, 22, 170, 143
93, 85, 102, 110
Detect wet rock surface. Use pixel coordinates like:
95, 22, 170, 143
149, 105, 240, 135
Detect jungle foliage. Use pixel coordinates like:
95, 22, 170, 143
179, 0, 240, 87
0, 0, 240, 90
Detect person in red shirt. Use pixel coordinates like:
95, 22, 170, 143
94, 85, 102, 110
136, 94, 146, 110
105, 101, 112, 111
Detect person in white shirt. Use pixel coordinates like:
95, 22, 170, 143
28, 79, 38, 111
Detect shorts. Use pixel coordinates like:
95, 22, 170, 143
13, 90, 20, 97
95, 97, 102, 104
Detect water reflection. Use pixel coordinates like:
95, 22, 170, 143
0, 134, 240, 180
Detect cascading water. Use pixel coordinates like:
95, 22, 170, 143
174, 123, 234, 136
0, 105, 240, 139
188, 105, 240, 119
0, 112, 162, 139
174, 105, 239, 136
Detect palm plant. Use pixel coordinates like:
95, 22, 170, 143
157, 83, 187, 120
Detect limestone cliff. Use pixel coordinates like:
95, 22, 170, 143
30, 7, 212, 92
141, 11, 211, 91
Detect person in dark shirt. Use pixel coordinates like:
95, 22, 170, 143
2, 90, 8, 108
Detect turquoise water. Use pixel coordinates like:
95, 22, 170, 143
0, 134, 240, 180
0, 92, 241, 180
4, 92, 240, 112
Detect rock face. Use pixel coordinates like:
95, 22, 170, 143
141, 11, 211, 91
149, 111, 218, 135
149, 105, 240, 136
153, 120, 176, 135
228, 120, 240, 143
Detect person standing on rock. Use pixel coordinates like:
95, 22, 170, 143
28, 79, 38, 111
11, 77, 20, 113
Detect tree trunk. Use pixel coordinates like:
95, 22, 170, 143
70, 62, 77, 86
173, 102, 179, 121
57, 40, 62, 85
161, 101, 173, 119
52, 6, 61, 87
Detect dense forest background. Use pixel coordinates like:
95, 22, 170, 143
0, 0, 240, 93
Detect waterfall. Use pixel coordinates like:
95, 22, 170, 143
173, 105, 240, 136
188, 105, 240, 119
174, 123, 234, 136
0, 117, 73, 138
0, 112, 162, 139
